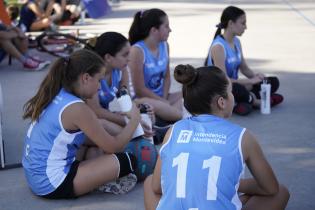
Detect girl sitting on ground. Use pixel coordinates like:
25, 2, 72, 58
22, 49, 141, 199
144, 64, 290, 210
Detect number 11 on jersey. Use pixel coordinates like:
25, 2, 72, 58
172, 152, 222, 200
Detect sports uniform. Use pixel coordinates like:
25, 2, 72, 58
158, 114, 246, 210
22, 88, 85, 196
133, 40, 168, 97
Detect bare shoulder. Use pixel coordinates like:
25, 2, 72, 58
211, 44, 225, 53
130, 45, 144, 56
63, 101, 93, 119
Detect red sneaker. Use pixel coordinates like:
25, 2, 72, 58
271, 93, 284, 107
233, 103, 252, 116
23, 58, 49, 71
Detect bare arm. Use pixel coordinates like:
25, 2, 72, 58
239, 43, 265, 81
162, 43, 171, 99
212, 44, 261, 87
86, 93, 126, 126
62, 102, 140, 153
120, 68, 129, 90
28, 2, 46, 18
151, 128, 172, 194
239, 130, 279, 196
128, 46, 168, 103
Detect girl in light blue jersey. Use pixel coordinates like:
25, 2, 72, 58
86, 32, 154, 138
128, 8, 183, 123
205, 6, 283, 116
22, 49, 141, 199
144, 64, 289, 210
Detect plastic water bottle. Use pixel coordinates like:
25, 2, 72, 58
139, 104, 154, 144
116, 87, 144, 138
260, 79, 271, 114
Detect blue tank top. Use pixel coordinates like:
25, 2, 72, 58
98, 69, 122, 109
158, 114, 245, 210
206, 36, 242, 80
134, 41, 168, 97
22, 88, 85, 195
19, 0, 37, 32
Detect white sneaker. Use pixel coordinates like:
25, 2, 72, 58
97, 173, 137, 195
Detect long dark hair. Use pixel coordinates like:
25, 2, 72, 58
23, 49, 105, 121
174, 64, 229, 115
204, 6, 245, 66
128, 8, 167, 45
93, 32, 128, 57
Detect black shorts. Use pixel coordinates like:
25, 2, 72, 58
41, 160, 80, 199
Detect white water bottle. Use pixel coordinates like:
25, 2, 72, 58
116, 87, 144, 138
260, 79, 271, 114
140, 104, 154, 144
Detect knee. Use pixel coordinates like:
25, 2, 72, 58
278, 184, 290, 203
232, 83, 251, 103
267, 77, 280, 93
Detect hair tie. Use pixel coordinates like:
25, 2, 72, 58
216, 23, 222, 29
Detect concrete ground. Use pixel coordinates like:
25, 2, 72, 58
0, 0, 314, 209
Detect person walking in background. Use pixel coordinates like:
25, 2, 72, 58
144, 64, 289, 210
128, 8, 183, 125
22, 49, 141, 199
205, 6, 283, 116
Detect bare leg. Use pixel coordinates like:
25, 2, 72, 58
144, 175, 161, 210
73, 154, 119, 196
167, 92, 183, 112
12, 37, 28, 54
30, 18, 51, 31
0, 39, 23, 61
241, 184, 290, 210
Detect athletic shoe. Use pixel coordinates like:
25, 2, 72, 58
23, 58, 49, 71
97, 173, 137, 195
270, 93, 284, 107
233, 103, 252, 116
28, 55, 45, 63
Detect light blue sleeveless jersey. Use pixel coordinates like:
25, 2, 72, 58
22, 88, 85, 195
158, 114, 245, 210
134, 41, 168, 97
98, 69, 122, 109
206, 36, 242, 80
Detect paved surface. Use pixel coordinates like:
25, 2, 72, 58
0, 0, 315, 209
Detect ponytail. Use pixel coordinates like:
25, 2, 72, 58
23, 58, 66, 121
204, 25, 222, 66
205, 6, 245, 66
128, 8, 167, 45
128, 11, 143, 45
23, 49, 104, 122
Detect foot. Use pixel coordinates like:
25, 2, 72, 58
271, 93, 284, 107
23, 58, 50, 71
97, 173, 137, 195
